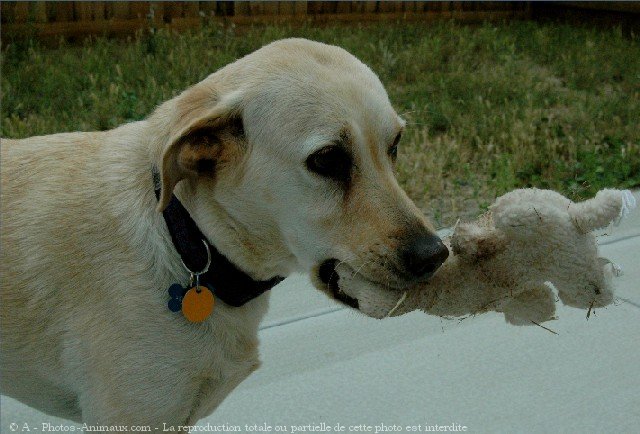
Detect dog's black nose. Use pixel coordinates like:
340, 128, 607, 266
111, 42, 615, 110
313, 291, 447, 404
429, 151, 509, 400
401, 233, 449, 278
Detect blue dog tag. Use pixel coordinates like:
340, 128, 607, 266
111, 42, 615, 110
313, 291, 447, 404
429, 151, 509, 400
167, 283, 187, 312
168, 297, 182, 312
168, 283, 185, 298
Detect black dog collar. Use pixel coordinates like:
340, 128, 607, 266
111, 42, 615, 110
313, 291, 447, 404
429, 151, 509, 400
153, 171, 284, 307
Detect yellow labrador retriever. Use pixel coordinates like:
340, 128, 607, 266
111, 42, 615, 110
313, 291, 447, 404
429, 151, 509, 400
1, 38, 448, 429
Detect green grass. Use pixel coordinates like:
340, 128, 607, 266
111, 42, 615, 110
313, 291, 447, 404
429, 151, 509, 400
2, 21, 639, 226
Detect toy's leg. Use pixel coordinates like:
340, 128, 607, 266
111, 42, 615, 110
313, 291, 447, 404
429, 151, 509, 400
498, 283, 556, 325
556, 285, 614, 309
553, 265, 615, 309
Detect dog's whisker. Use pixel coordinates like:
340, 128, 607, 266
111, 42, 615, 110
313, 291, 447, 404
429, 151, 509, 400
350, 254, 374, 278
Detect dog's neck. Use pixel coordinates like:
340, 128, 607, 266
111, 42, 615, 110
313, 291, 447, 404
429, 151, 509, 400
152, 170, 284, 307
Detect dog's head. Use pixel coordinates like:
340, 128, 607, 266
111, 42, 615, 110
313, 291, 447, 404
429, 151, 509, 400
154, 38, 448, 309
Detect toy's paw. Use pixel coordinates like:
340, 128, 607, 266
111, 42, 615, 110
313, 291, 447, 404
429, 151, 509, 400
616, 190, 637, 225
499, 283, 557, 326
555, 277, 615, 309
569, 189, 637, 233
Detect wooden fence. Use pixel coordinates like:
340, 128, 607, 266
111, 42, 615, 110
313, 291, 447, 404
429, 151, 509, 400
1, 2, 531, 41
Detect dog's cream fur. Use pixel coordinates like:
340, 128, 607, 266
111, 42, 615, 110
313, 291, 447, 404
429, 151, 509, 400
1, 38, 433, 428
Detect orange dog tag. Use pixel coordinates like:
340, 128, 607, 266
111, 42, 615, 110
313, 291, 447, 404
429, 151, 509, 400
181, 286, 215, 323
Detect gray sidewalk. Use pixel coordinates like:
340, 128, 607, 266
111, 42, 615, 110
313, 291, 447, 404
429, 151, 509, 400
2, 192, 638, 434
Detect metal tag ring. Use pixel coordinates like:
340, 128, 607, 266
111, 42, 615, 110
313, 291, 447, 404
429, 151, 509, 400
181, 239, 211, 277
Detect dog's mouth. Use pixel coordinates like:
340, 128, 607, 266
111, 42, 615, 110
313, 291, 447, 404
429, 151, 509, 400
317, 258, 418, 319
318, 259, 359, 309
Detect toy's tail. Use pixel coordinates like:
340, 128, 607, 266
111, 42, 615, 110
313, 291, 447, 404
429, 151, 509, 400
569, 189, 636, 233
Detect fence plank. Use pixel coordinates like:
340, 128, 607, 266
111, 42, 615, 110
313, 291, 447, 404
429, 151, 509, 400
221, 1, 235, 17
31, 2, 46, 22
235, 1, 251, 16
1, 1, 552, 43
130, 2, 149, 19
184, 2, 199, 18
168, 17, 201, 31
226, 9, 528, 25
92, 2, 106, 21
1, 2, 15, 23
13, 2, 29, 23
165, 2, 183, 21
420, 2, 433, 12
350, 1, 363, 13
294, 1, 308, 16
379, 2, 395, 13
336, 2, 351, 14
263, 1, 279, 15
149, 2, 164, 26
113, 2, 131, 20
75, 2, 92, 21
249, 1, 263, 16
279, 2, 295, 15
199, 1, 217, 18
562, 1, 640, 12
306, 1, 320, 15
364, 1, 377, 13
57, 1, 74, 21
323, 2, 338, 14
4, 18, 148, 38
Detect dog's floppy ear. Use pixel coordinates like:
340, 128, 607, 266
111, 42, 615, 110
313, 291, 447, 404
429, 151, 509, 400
157, 101, 245, 212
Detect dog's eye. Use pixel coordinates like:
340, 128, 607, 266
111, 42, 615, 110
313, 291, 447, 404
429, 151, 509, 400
306, 145, 352, 182
388, 132, 402, 160
388, 145, 398, 160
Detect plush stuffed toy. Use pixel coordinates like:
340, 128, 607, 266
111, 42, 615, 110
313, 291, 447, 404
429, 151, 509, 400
336, 188, 636, 325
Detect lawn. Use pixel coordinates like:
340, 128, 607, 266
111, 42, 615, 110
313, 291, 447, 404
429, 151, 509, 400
2, 20, 639, 226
